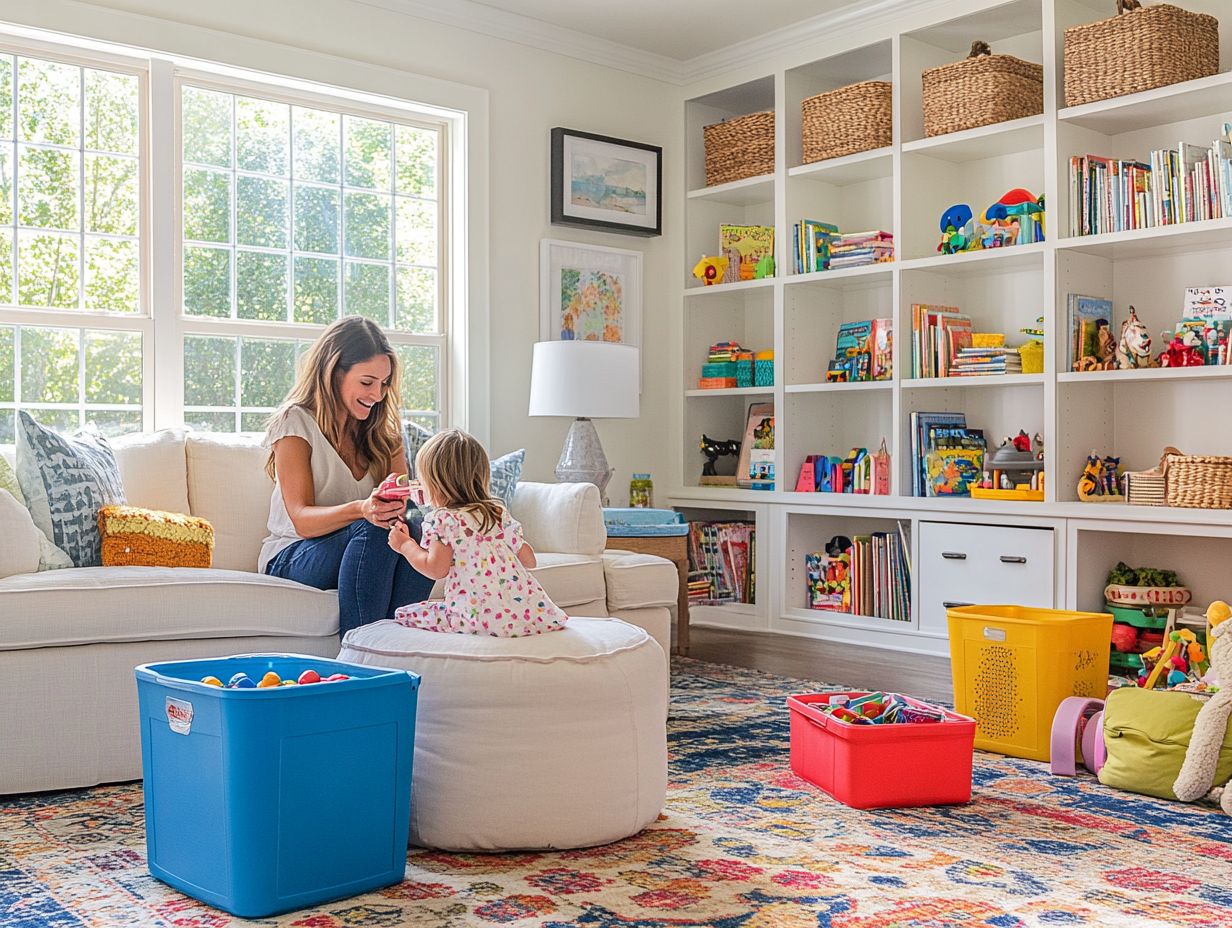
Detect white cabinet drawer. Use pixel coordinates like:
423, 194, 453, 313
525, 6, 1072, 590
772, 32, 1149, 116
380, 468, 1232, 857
918, 521, 1054, 636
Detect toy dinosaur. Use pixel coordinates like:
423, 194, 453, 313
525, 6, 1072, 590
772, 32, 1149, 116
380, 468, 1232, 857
1173, 601, 1232, 813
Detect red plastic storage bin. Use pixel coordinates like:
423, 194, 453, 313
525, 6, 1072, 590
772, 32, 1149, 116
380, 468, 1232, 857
787, 692, 976, 809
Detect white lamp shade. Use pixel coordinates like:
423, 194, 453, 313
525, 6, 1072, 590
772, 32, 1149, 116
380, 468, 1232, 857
528, 341, 639, 419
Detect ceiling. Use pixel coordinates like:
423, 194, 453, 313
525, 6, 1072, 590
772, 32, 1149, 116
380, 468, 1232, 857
464, 0, 859, 61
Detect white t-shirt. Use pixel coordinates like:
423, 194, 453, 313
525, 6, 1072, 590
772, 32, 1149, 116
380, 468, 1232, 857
258, 405, 376, 573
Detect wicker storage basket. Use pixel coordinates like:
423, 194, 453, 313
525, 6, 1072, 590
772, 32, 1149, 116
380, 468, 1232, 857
801, 81, 892, 164
1123, 448, 1174, 507
703, 110, 774, 187
921, 41, 1043, 137
1063, 0, 1219, 108
1164, 450, 1232, 509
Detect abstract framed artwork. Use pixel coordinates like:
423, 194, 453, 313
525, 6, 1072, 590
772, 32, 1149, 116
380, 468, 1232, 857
550, 127, 662, 236
540, 239, 642, 357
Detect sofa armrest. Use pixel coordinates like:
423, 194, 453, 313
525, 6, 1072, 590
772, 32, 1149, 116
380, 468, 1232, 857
602, 550, 678, 613
510, 481, 606, 557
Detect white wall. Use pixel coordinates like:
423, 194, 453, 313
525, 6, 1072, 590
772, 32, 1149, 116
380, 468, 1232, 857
0, 0, 680, 501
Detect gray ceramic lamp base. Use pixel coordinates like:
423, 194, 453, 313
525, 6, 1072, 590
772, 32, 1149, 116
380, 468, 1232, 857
554, 417, 615, 502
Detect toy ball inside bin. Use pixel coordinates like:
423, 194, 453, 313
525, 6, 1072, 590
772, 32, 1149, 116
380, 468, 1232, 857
134, 654, 419, 918
787, 691, 976, 809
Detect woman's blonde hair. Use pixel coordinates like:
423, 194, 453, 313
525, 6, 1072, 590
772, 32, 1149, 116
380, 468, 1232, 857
265, 317, 403, 480
416, 429, 503, 533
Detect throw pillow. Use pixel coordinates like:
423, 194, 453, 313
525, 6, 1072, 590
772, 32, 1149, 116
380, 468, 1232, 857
0, 489, 40, 578
402, 420, 433, 479
1, 446, 74, 571
489, 448, 525, 510
98, 505, 215, 568
16, 412, 126, 567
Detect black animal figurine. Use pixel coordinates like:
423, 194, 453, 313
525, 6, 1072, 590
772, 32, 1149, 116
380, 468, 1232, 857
700, 434, 741, 476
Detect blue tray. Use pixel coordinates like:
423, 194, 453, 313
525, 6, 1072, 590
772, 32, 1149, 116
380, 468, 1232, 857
603, 508, 689, 537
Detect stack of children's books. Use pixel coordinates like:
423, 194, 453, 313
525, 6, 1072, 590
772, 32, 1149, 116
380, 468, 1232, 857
687, 521, 755, 605
827, 319, 892, 382
697, 340, 746, 389
950, 345, 1022, 376
909, 411, 986, 498
1068, 122, 1232, 236
828, 231, 894, 269
806, 526, 910, 622
911, 304, 972, 378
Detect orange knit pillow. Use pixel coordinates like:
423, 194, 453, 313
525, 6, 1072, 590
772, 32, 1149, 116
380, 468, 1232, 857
98, 505, 214, 568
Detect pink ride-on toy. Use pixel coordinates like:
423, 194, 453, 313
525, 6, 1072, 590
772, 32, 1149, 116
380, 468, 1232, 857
1050, 696, 1107, 777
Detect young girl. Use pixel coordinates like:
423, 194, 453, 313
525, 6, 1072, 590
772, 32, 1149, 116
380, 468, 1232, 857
387, 429, 568, 637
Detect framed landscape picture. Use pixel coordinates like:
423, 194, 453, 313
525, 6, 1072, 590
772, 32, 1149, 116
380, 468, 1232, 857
550, 127, 662, 236
540, 239, 642, 353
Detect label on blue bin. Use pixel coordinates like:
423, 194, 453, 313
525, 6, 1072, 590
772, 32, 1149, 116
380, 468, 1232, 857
166, 697, 193, 735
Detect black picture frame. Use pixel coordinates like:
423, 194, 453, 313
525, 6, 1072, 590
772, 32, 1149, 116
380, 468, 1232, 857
550, 127, 662, 236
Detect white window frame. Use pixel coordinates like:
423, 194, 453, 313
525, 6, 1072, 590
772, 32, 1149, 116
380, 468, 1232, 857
0, 25, 479, 441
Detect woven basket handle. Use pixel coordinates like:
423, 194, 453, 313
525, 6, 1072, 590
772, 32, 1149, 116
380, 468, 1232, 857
968, 40, 992, 58
1116, 0, 1142, 14
1158, 445, 1182, 472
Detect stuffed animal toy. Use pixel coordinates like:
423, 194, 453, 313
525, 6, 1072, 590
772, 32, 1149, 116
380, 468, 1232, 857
1173, 601, 1232, 812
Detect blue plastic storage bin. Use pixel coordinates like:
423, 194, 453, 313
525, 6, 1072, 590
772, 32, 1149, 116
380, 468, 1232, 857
134, 654, 419, 918
603, 507, 689, 537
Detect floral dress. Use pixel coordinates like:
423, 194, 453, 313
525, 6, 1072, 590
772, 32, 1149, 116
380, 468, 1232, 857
394, 507, 568, 636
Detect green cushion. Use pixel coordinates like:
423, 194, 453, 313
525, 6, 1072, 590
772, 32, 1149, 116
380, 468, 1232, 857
1099, 687, 1232, 800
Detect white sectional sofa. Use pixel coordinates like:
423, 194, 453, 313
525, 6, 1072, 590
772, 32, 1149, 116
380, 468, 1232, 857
0, 429, 678, 795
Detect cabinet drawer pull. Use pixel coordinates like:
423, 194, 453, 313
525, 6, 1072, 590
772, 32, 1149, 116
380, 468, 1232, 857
944, 601, 973, 609
999, 555, 1027, 564
941, 552, 967, 560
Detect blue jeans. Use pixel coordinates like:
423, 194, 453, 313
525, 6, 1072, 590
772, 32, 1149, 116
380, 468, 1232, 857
265, 518, 433, 636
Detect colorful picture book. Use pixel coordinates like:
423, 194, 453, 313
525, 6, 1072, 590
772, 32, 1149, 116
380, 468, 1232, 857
911, 304, 972, 378
687, 521, 755, 605
807, 525, 911, 621
909, 411, 980, 497
1068, 122, 1232, 236
719, 224, 775, 280
1066, 294, 1114, 370
791, 219, 839, 273
736, 402, 775, 491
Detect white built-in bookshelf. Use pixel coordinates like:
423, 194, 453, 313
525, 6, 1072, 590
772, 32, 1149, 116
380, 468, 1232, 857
672, 0, 1232, 656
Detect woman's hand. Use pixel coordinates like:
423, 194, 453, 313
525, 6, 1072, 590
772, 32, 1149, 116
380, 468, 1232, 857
362, 487, 406, 527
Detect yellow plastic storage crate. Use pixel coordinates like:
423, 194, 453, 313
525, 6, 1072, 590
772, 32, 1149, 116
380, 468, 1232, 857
947, 605, 1112, 762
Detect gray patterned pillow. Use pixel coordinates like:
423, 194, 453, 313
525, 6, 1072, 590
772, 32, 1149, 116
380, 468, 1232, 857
401, 422, 523, 510
16, 412, 126, 567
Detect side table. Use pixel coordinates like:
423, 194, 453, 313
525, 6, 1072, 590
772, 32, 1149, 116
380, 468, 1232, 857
602, 509, 691, 655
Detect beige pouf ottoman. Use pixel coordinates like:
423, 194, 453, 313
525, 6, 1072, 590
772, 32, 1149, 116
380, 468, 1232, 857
338, 616, 667, 852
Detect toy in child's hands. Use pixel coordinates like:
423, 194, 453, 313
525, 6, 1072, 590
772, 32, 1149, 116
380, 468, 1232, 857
1173, 601, 1232, 813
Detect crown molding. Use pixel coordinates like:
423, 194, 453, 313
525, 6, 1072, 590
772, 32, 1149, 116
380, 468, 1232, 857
354, 0, 948, 86
682, 0, 945, 84
352, 0, 688, 84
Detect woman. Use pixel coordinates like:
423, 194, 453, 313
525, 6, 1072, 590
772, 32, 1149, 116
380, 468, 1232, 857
259, 316, 433, 635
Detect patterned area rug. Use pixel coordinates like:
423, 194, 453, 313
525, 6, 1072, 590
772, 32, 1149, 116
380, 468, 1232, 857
3, 658, 1232, 927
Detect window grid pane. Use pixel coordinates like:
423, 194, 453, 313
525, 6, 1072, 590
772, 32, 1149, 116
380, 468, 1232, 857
0, 322, 142, 438
3, 55, 140, 313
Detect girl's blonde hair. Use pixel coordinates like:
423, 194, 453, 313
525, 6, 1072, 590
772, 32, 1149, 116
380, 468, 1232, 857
265, 317, 403, 480
416, 429, 503, 533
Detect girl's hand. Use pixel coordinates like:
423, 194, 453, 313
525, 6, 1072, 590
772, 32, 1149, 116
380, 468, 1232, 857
388, 518, 415, 554
363, 487, 405, 527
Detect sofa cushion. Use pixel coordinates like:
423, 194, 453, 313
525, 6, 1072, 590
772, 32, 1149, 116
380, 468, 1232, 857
16, 412, 126, 567
510, 481, 605, 557
0, 490, 40, 579
186, 432, 271, 572
111, 429, 190, 514
603, 550, 679, 611
0, 567, 338, 650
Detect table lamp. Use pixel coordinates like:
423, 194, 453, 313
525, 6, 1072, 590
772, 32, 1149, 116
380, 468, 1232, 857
528, 340, 639, 501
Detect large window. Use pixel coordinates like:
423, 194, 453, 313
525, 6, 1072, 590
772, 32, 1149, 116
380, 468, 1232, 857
0, 37, 455, 443
178, 84, 444, 433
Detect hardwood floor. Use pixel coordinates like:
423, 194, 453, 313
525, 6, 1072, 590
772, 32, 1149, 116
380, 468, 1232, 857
683, 626, 954, 704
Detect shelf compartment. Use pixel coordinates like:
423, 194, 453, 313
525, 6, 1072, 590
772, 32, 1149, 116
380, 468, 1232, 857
685, 76, 776, 193
687, 173, 774, 206
788, 146, 893, 185
1058, 70, 1232, 136
901, 114, 1044, 163
784, 264, 894, 387
781, 389, 893, 496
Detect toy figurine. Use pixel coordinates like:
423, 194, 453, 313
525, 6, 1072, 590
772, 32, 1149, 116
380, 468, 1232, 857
692, 255, 728, 286
1158, 327, 1204, 368
699, 434, 740, 476
1115, 307, 1155, 369
937, 204, 974, 254
1076, 450, 1123, 502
